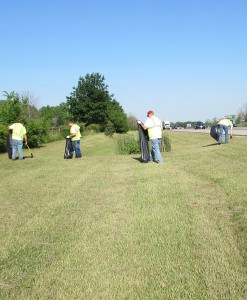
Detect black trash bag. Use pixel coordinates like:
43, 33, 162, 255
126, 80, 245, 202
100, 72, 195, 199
137, 123, 149, 163
6, 130, 12, 159
64, 137, 74, 159
210, 125, 220, 141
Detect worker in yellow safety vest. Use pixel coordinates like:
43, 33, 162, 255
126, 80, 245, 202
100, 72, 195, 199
67, 120, 82, 158
8, 122, 27, 160
137, 110, 163, 164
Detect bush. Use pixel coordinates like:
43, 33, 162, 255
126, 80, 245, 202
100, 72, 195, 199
116, 135, 140, 155
26, 120, 49, 147
85, 123, 101, 133
161, 133, 171, 152
104, 121, 115, 137
0, 124, 8, 153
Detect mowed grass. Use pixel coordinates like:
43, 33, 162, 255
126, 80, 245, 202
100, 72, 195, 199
0, 132, 246, 299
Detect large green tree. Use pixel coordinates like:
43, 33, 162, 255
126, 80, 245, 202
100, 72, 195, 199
67, 73, 109, 127
67, 73, 128, 133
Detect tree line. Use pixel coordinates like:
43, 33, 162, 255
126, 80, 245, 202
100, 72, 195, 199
0, 73, 137, 153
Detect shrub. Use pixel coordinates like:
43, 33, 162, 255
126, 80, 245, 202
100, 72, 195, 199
161, 133, 171, 152
0, 124, 8, 153
26, 120, 49, 147
85, 123, 101, 133
116, 135, 140, 155
104, 121, 115, 137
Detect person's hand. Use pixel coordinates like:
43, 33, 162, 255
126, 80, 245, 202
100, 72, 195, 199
24, 140, 27, 146
137, 120, 142, 124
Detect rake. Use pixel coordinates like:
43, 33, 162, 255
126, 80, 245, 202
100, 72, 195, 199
26, 144, 34, 158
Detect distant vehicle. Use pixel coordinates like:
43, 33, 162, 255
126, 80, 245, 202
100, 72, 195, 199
195, 121, 206, 129
186, 124, 192, 129
173, 124, 182, 129
163, 121, 171, 130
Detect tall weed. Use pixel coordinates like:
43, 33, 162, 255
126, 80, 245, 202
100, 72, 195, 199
161, 132, 171, 152
115, 134, 139, 154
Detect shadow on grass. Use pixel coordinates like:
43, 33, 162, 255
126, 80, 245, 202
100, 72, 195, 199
203, 143, 219, 147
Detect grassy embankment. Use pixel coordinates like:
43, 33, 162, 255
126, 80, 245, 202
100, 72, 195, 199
0, 132, 246, 299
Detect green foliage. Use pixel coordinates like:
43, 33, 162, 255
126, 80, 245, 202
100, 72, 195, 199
0, 124, 8, 152
67, 73, 109, 126
0, 91, 40, 125
104, 121, 115, 137
161, 133, 171, 152
85, 123, 101, 133
107, 100, 129, 133
115, 134, 140, 154
0, 91, 22, 125
127, 114, 138, 131
26, 120, 49, 147
67, 73, 129, 133
40, 103, 72, 126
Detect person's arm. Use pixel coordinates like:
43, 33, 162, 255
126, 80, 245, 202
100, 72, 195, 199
24, 133, 28, 145
230, 124, 233, 138
141, 123, 147, 130
137, 120, 147, 130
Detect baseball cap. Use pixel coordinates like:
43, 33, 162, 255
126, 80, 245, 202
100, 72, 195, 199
147, 110, 154, 116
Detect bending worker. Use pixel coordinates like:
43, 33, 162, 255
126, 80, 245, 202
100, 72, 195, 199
138, 110, 163, 164
217, 118, 233, 144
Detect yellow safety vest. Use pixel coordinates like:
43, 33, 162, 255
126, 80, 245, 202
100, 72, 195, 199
70, 124, 81, 141
146, 117, 162, 139
10, 123, 26, 141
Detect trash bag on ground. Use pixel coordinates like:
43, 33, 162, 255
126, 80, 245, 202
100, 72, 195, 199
210, 125, 220, 141
64, 137, 74, 159
137, 123, 149, 163
6, 130, 12, 159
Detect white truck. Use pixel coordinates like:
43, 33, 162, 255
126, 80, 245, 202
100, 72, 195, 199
163, 121, 171, 130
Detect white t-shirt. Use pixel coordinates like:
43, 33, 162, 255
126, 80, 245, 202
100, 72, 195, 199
144, 116, 162, 139
217, 119, 233, 129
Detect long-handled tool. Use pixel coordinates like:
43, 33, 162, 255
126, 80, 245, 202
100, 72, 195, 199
26, 144, 34, 158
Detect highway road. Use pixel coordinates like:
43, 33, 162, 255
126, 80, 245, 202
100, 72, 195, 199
171, 128, 247, 136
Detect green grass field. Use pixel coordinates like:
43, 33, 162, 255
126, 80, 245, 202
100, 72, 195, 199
0, 132, 246, 299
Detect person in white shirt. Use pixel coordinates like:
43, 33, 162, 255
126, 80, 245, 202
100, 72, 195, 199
138, 110, 163, 163
217, 118, 233, 144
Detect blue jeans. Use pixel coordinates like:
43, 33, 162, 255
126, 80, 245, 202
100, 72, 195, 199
12, 139, 24, 159
72, 140, 82, 158
218, 125, 229, 144
150, 138, 163, 163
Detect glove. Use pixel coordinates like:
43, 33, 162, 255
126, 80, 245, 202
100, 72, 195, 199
230, 134, 233, 139
66, 136, 70, 138
137, 120, 142, 124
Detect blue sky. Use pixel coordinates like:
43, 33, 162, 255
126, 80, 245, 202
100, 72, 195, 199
1, 0, 246, 122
